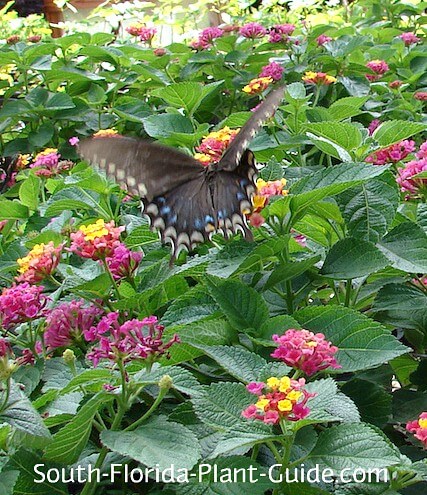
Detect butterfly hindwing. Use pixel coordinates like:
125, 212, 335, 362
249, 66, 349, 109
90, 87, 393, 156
78, 137, 203, 201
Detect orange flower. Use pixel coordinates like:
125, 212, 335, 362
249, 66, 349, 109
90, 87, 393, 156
242, 77, 273, 95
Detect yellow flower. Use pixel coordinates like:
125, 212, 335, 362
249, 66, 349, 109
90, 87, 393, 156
419, 418, 427, 428
266, 377, 280, 389
278, 376, 291, 393
255, 398, 270, 410
253, 195, 267, 209
242, 77, 273, 95
194, 153, 213, 165
302, 71, 337, 85
93, 129, 119, 138
35, 148, 58, 158
286, 390, 302, 401
79, 219, 109, 241
277, 399, 292, 412
17, 244, 46, 274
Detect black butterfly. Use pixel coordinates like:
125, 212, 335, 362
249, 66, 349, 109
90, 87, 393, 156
0, 155, 18, 194
78, 85, 285, 261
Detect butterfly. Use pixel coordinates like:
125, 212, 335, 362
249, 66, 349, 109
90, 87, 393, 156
78, 84, 285, 261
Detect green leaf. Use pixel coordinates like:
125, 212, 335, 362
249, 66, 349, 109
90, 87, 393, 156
294, 306, 409, 372
124, 224, 159, 248
0, 381, 51, 443
373, 283, 427, 331
19, 174, 41, 210
377, 222, 427, 273
143, 113, 194, 138
265, 255, 321, 290
342, 379, 391, 427
0, 199, 29, 220
152, 81, 218, 115
307, 423, 400, 470
28, 123, 55, 147
206, 277, 269, 332
134, 366, 204, 397
373, 120, 427, 147
6, 450, 68, 495
321, 238, 389, 279
44, 392, 110, 463
100, 415, 201, 470
337, 172, 399, 242
161, 287, 219, 327
290, 163, 389, 216
306, 122, 363, 155
192, 382, 252, 430
0, 470, 19, 495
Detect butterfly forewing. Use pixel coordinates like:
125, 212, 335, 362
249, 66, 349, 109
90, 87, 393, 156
78, 137, 204, 201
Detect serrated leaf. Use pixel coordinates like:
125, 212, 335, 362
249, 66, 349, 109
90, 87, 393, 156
101, 415, 201, 470
373, 120, 426, 147
294, 306, 409, 372
44, 392, 111, 463
265, 255, 321, 290
306, 122, 363, 154
377, 222, 427, 273
337, 172, 399, 242
18, 174, 41, 210
0, 470, 19, 495
307, 423, 400, 470
134, 366, 204, 397
206, 277, 269, 331
321, 238, 389, 279
0, 199, 29, 220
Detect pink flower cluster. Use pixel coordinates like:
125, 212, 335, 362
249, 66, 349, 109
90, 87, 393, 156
0, 338, 12, 358
84, 313, 179, 367
239, 22, 267, 39
407, 412, 427, 448
414, 92, 427, 101
368, 119, 381, 136
268, 24, 296, 43
126, 24, 156, 43
317, 34, 332, 46
271, 329, 341, 376
30, 148, 71, 178
260, 62, 284, 82
190, 27, 223, 50
366, 140, 415, 165
44, 300, 103, 350
105, 244, 143, 280
398, 32, 420, 46
365, 60, 389, 81
397, 158, 427, 195
0, 283, 47, 330
69, 219, 124, 260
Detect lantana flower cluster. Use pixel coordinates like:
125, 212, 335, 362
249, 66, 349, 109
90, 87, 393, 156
190, 27, 223, 50
406, 412, 427, 448
194, 127, 240, 165
126, 23, 157, 43
242, 76, 274, 95
302, 71, 337, 85
44, 300, 103, 350
396, 141, 427, 197
239, 22, 267, 39
365, 60, 389, 82
249, 177, 288, 227
0, 283, 48, 330
271, 329, 341, 376
84, 313, 179, 367
30, 148, 72, 177
242, 376, 314, 424
267, 24, 296, 43
366, 140, 415, 165
16, 242, 62, 283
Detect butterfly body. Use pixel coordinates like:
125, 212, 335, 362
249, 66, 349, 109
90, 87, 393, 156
79, 84, 285, 260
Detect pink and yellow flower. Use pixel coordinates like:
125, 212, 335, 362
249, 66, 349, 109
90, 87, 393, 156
407, 412, 427, 448
242, 376, 315, 424
194, 127, 240, 165
126, 23, 156, 43
105, 243, 143, 280
302, 71, 336, 85
271, 329, 340, 376
93, 129, 120, 138
16, 242, 62, 284
268, 24, 296, 43
260, 62, 284, 82
69, 219, 124, 260
397, 158, 427, 196
242, 76, 273, 95
248, 178, 288, 227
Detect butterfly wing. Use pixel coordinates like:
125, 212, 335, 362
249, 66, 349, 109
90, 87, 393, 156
78, 136, 204, 201
144, 150, 257, 261
217, 84, 285, 172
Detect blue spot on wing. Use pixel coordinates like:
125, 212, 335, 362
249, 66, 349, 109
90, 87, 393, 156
205, 215, 214, 224
194, 218, 204, 229
160, 205, 171, 215
236, 191, 246, 200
